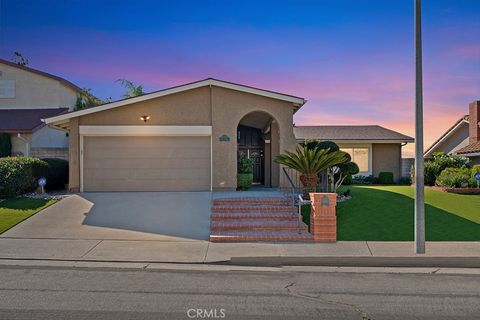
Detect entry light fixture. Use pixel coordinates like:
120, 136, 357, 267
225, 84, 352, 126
140, 115, 151, 123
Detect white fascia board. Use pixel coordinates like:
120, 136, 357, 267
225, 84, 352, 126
45, 79, 305, 125
208, 79, 305, 105
424, 120, 468, 157
456, 152, 480, 157
296, 139, 413, 144
79, 125, 212, 136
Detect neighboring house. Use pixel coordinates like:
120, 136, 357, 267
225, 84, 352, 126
424, 101, 480, 165
0, 58, 82, 159
294, 125, 414, 181
45, 78, 413, 192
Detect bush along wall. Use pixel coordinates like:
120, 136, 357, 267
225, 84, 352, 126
42, 158, 69, 191
378, 172, 394, 184
0, 157, 48, 198
0, 133, 11, 158
237, 157, 254, 190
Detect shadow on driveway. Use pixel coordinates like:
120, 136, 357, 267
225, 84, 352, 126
81, 192, 211, 240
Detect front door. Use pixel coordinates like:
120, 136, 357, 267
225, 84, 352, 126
238, 125, 264, 184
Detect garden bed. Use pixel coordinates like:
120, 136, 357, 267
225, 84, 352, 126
428, 186, 480, 194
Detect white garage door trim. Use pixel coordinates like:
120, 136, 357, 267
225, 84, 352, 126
79, 125, 213, 192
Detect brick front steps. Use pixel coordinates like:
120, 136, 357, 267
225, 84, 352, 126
210, 197, 313, 242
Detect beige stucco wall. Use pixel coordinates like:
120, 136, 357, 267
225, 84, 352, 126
210, 86, 297, 190
66, 85, 298, 191
69, 118, 80, 192
372, 143, 402, 181
0, 63, 78, 109
79, 87, 211, 126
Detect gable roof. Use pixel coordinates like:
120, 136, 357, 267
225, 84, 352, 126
0, 108, 68, 133
44, 78, 306, 125
0, 58, 82, 93
294, 125, 414, 143
424, 115, 469, 158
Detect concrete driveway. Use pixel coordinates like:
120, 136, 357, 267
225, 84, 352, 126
1, 192, 212, 241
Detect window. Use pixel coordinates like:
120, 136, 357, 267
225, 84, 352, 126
340, 147, 369, 173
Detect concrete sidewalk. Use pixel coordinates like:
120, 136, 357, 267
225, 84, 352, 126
0, 237, 479, 266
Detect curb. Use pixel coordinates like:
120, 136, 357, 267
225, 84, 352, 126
227, 256, 480, 268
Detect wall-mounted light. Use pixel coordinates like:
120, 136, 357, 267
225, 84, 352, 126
140, 115, 151, 123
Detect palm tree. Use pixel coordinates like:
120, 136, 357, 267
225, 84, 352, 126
275, 145, 348, 194
116, 79, 145, 98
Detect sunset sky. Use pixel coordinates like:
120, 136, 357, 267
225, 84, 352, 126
1, 0, 479, 156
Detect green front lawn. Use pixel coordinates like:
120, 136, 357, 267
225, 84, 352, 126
302, 186, 480, 241
0, 197, 56, 234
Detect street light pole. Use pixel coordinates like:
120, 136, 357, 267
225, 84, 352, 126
414, 0, 425, 254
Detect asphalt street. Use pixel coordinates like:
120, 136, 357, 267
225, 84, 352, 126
0, 265, 479, 320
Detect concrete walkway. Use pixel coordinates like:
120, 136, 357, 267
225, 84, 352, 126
0, 238, 479, 265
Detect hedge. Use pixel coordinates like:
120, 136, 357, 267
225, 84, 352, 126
42, 158, 68, 191
378, 172, 394, 184
0, 157, 48, 198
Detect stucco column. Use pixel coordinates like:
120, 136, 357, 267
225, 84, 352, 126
68, 118, 80, 192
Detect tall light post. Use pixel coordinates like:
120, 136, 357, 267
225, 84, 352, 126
414, 0, 425, 254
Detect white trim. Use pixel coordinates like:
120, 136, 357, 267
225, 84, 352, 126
456, 151, 480, 157
44, 79, 306, 125
424, 119, 468, 157
79, 135, 84, 192
210, 135, 213, 192
296, 139, 413, 144
79, 125, 212, 136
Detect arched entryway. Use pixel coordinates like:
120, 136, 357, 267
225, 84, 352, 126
237, 111, 280, 187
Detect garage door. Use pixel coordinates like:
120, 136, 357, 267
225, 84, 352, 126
82, 136, 211, 192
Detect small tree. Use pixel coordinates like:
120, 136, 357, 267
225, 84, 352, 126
116, 79, 144, 98
330, 157, 360, 193
75, 88, 105, 110
275, 145, 348, 194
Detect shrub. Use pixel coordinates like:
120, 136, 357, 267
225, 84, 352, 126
343, 174, 353, 185
469, 165, 480, 187
398, 176, 411, 185
378, 172, 394, 184
435, 167, 471, 188
352, 175, 376, 185
237, 173, 253, 189
237, 157, 254, 189
0, 157, 48, 198
42, 158, 68, 190
412, 152, 469, 186
305, 140, 340, 153
237, 157, 254, 174
0, 133, 11, 157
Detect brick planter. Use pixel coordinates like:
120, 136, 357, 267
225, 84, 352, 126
309, 193, 337, 243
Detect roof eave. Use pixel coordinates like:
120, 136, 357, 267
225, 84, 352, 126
44, 78, 306, 125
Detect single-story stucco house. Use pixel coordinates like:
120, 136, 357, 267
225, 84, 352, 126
294, 125, 414, 181
424, 101, 480, 165
0, 58, 80, 159
44, 78, 413, 192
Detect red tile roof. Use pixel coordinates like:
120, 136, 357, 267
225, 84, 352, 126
456, 141, 480, 155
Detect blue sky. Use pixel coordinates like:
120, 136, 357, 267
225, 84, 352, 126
1, 0, 479, 155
